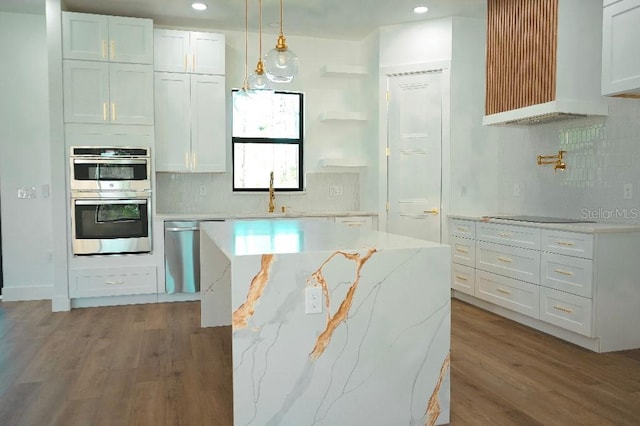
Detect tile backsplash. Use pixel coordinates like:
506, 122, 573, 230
497, 98, 640, 224
155, 172, 360, 214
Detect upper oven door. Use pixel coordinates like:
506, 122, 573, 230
70, 157, 151, 191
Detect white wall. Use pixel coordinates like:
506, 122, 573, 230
496, 98, 640, 223
0, 11, 54, 300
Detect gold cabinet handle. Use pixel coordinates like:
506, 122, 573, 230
554, 269, 574, 276
456, 226, 469, 232
553, 305, 573, 314
110, 40, 115, 60
184, 54, 188, 71
455, 275, 468, 282
102, 40, 107, 59
103, 102, 107, 121
497, 232, 512, 238
192, 53, 196, 71
556, 241, 575, 247
192, 152, 197, 169
111, 103, 116, 121
185, 151, 190, 169
455, 247, 469, 254
497, 256, 513, 263
106, 280, 125, 285
424, 208, 439, 215
496, 287, 511, 295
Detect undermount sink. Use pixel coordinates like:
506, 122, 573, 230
487, 215, 596, 224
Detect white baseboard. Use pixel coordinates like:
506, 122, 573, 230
2, 285, 53, 301
71, 292, 200, 309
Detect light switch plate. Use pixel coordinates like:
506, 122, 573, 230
305, 287, 323, 314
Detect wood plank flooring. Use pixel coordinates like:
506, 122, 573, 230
0, 298, 639, 425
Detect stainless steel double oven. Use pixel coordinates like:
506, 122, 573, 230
70, 147, 152, 256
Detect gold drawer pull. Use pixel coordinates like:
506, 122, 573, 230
496, 288, 511, 295
103, 102, 107, 121
556, 241, 575, 246
455, 247, 469, 254
102, 40, 107, 58
554, 269, 574, 276
456, 226, 469, 232
106, 280, 125, 285
553, 305, 573, 314
497, 232, 512, 238
497, 256, 513, 263
424, 208, 439, 215
455, 275, 468, 282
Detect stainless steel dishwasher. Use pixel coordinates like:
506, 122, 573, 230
164, 220, 205, 294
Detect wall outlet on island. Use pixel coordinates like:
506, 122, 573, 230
305, 287, 323, 314
329, 184, 343, 197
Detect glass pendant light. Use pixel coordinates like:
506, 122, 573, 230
234, 0, 254, 110
248, 0, 272, 90
264, 0, 299, 83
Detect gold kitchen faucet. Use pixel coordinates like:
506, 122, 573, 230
268, 171, 275, 213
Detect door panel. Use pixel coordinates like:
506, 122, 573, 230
154, 72, 191, 172
63, 60, 109, 123
387, 72, 442, 242
109, 63, 154, 125
191, 74, 226, 172
190, 32, 225, 75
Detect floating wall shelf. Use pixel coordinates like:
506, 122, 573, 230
320, 111, 367, 121
321, 65, 368, 76
318, 158, 368, 168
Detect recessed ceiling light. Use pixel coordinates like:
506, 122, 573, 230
192, 2, 207, 11
414, 6, 429, 14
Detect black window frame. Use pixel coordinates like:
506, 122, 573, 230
231, 89, 304, 192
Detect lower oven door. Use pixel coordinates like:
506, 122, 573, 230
71, 195, 151, 255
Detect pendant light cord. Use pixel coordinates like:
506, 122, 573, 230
279, 0, 284, 36
243, 0, 249, 88
259, 0, 263, 59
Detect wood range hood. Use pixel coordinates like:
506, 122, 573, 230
483, 0, 608, 126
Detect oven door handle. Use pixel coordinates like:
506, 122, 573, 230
74, 199, 148, 206
72, 159, 148, 165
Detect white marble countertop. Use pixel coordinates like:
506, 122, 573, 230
156, 211, 377, 221
201, 218, 444, 257
449, 214, 640, 234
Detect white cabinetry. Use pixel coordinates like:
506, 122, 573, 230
154, 29, 225, 75
449, 217, 640, 352
62, 12, 153, 64
69, 265, 157, 298
63, 60, 154, 125
154, 72, 226, 172
602, 0, 640, 97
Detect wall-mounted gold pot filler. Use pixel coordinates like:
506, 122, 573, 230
537, 150, 566, 172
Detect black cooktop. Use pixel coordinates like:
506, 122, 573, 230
488, 215, 596, 224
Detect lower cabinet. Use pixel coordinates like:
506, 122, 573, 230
449, 217, 640, 352
69, 265, 157, 298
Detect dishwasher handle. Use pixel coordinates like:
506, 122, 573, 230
165, 226, 200, 232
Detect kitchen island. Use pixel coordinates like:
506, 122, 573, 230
200, 219, 451, 426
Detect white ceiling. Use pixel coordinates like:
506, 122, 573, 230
1, 0, 487, 40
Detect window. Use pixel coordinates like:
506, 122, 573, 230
232, 90, 304, 191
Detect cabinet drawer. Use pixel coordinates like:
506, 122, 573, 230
475, 270, 539, 318
477, 222, 540, 250
476, 241, 540, 284
451, 263, 475, 296
540, 287, 593, 336
541, 252, 593, 298
70, 265, 157, 298
542, 229, 593, 259
451, 236, 475, 267
450, 219, 476, 239
334, 216, 372, 228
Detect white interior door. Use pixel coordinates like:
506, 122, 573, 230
387, 72, 442, 242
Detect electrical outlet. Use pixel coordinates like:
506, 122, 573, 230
199, 185, 207, 196
305, 287, 323, 314
513, 183, 521, 197
624, 183, 633, 200
329, 185, 343, 197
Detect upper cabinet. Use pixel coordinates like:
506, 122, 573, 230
602, 0, 640, 97
154, 29, 225, 75
62, 12, 153, 64
483, 0, 608, 125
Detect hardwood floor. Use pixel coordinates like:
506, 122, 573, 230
0, 298, 638, 425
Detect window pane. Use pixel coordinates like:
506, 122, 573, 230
234, 143, 299, 189
232, 91, 300, 139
